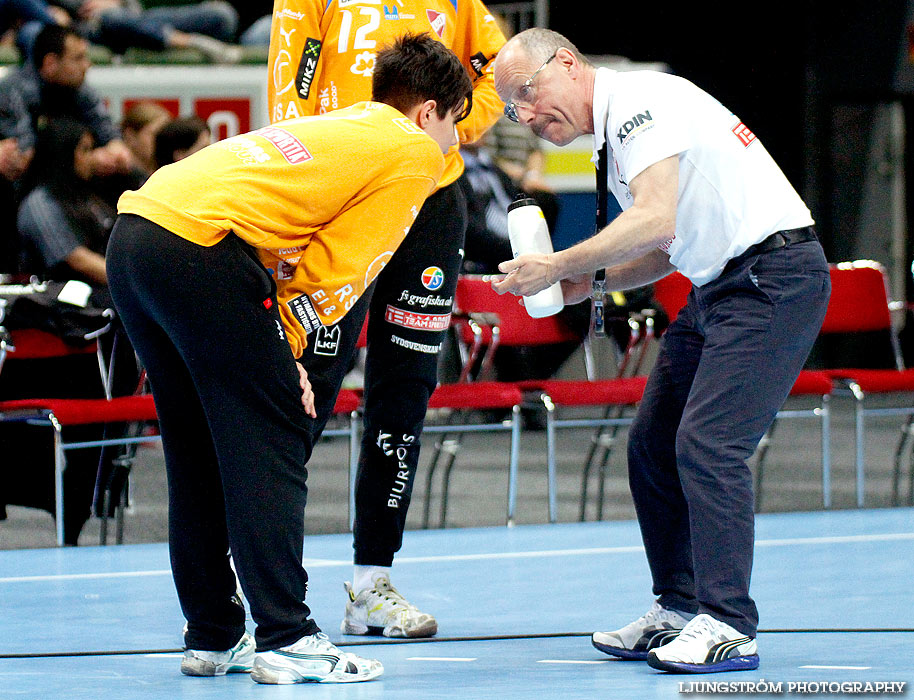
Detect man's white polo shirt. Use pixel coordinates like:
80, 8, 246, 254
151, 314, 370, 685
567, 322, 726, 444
591, 67, 814, 286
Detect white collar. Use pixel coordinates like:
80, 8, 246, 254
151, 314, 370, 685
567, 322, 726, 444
591, 67, 617, 165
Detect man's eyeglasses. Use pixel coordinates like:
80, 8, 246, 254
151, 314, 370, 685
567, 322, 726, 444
503, 52, 556, 123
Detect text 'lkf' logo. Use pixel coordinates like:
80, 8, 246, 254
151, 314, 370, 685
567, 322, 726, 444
255, 126, 312, 164
617, 110, 653, 146
420, 266, 444, 290
732, 121, 756, 147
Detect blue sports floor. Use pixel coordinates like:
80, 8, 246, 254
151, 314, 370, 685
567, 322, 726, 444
1, 509, 912, 699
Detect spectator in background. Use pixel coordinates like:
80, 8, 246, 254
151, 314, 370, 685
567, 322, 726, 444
0, 24, 134, 184
120, 100, 171, 178
153, 114, 209, 168
454, 137, 589, 417
0, 0, 68, 56
0, 137, 30, 271
39, 0, 241, 62
222, 1, 268, 46
17, 116, 114, 285
457, 137, 559, 275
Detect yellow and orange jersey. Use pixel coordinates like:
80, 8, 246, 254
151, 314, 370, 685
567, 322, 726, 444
267, 0, 506, 188
118, 102, 444, 357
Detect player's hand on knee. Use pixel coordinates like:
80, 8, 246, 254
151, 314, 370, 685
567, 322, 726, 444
296, 362, 317, 418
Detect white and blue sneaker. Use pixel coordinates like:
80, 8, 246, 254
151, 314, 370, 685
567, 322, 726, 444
647, 613, 759, 673
251, 632, 383, 684
592, 601, 694, 660
181, 631, 255, 676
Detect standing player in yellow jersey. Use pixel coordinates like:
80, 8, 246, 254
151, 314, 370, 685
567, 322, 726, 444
106, 35, 473, 685
268, 0, 506, 639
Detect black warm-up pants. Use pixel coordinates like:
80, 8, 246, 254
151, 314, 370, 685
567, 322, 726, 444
107, 214, 319, 652
297, 183, 468, 567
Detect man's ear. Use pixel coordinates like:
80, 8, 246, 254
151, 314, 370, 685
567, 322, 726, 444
556, 47, 577, 76
415, 99, 438, 129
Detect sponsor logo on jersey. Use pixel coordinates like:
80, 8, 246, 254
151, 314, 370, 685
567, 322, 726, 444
731, 121, 756, 147
377, 430, 417, 508
254, 126, 313, 164
365, 251, 393, 286
617, 110, 654, 148
276, 9, 304, 20
313, 324, 341, 356
385, 305, 451, 331
397, 289, 453, 308
426, 9, 446, 37
657, 236, 675, 253
469, 51, 490, 77
420, 266, 445, 290
318, 82, 338, 114
350, 51, 376, 77
383, 5, 414, 19
339, 0, 381, 6
391, 334, 442, 354
392, 117, 425, 136
295, 37, 322, 99
288, 293, 322, 333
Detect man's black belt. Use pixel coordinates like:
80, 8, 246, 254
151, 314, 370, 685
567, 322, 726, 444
723, 226, 818, 275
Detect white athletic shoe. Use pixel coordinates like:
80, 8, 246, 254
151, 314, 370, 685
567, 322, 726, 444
341, 575, 438, 638
647, 613, 759, 673
592, 601, 694, 660
251, 632, 383, 684
181, 631, 255, 676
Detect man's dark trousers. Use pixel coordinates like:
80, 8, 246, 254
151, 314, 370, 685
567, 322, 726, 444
627, 239, 831, 637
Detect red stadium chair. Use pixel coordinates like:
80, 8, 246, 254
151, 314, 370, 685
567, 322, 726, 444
814, 261, 914, 506
421, 379, 524, 527
0, 317, 158, 546
441, 275, 651, 523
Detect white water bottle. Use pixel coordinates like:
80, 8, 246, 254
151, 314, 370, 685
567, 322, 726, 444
506, 196, 565, 318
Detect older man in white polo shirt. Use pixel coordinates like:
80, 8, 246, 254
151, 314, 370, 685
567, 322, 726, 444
492, 27, 830, 674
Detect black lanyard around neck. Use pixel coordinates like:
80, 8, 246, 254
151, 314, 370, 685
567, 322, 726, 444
591, 143, 609, 336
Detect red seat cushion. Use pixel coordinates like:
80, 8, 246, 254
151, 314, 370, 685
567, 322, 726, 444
332, 389, 362, 414
517, 376, 647, 407
0, 395, 158, 425
790, 371, 834, 396
8, 329, 97, 359
428, 381, 523, 410
823, 368, 914, 393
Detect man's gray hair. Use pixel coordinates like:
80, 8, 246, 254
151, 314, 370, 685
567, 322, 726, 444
510, 28, 591, 66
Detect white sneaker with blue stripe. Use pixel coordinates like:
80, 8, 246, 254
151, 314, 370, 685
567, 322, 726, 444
251, 632, 383, 684
592, 601, 694, 660
646, 613, 759, 673
181, 631, 255, 676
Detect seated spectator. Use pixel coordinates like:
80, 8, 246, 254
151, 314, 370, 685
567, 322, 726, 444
237, 13, 268, 46
0, 24, 134, 185
223, 1, 267, 45
153, 114, 209, 167
16, 116, 115, 285
120, 100, 170, 178
47, 0, 242, 62
0, 0, 68, 57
